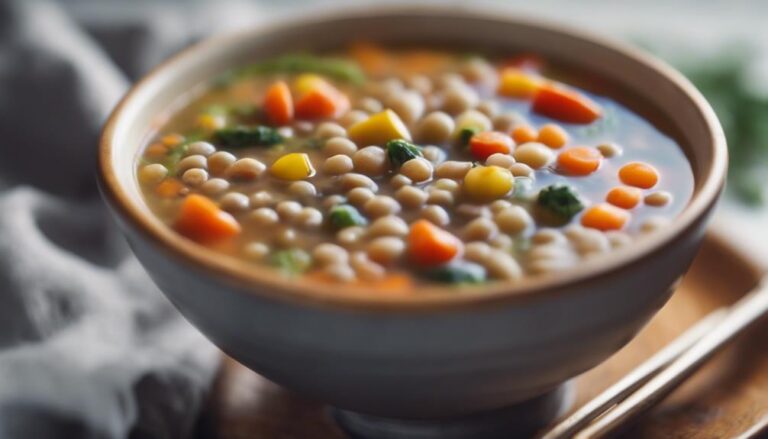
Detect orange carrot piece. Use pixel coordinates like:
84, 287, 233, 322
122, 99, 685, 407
175, 194, 241, 243
154, 178, 184, 198
348, 41, 394, 76
145, 143, 168, 158
581, 203, 630, 231
294, 85, 349, 120
532, 85, 602, 124
469, 131, 513, 161
606, 186, 642, 209
511, 124, 538, 144
537, 123, 569, 149
408, 219, 462, 266
557, 147, 603, 176
619, 162, 659, 189
263, 81, 294, 125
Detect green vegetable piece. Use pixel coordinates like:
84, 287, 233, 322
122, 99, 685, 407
214, 126, 283, 148
386, 139, 423, 167
426, 261, 486, 284
240, 54, 366, 84
268, 249, 312, 276
329, 204, 367, 229
537, 184, 585, 221
458, 127, 479, 147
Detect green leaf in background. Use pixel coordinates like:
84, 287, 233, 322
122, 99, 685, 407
643, 42, 768, 205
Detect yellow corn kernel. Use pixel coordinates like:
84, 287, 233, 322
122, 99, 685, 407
197, 113, 226, 131
348, 109, 412, 146
161, 133, 185, 147
270, 153, 316, 180
497, 69, 542, 98
463, 165, 514, 201
452, 109, 491, 138
293, 73, 329, 96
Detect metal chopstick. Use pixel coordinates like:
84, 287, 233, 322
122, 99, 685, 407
538, 307, 729, 439
575, 275, 768, 438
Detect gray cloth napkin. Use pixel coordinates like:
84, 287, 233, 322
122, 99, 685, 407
0, 0, 262, 437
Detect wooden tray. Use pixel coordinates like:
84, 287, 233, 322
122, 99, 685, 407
195, 234, 768, 438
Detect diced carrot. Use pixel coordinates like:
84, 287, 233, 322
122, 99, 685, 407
399, 50, 451, 76
263, 81, 293, 126
154, 178, 184, 198
581, 203, 630, 231
537, 123, 569, 149
469, 131, 513, 161
348, 41, 394, 76
511, 124, 538, 144
557, 147, 603, 176
532, 85, 602, 124
161, 133, 184, 147
175, 194, 241, 243
294, 84, 349, 120
145, 143, 168, 158
619, 162, 659, 189
606, 186, 642, 209
408, 219, 462, 266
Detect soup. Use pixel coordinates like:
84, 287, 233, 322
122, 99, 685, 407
136, 43, 693, 290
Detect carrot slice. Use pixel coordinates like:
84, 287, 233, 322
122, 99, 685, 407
294, 84, 349, 120
154, 178, 184, 198
511, 124, 538, 144
263, 81, 294, 126
532, 85, 602, 124
348, 41, 394, 76
175, 194, 241, 243
557, 147, 602, 176
606, 186, 642, 209
619, 162, 659, 189
581, 203, 630, 230
537, 123, 569, 149
408, 219, 462, 266
469, 131, 513, 161
145, 143, 168, 158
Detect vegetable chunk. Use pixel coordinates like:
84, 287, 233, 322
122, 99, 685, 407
408, 220, 462, 266
348, 110, 412, 146
532, 85, 602, 124
175, 194, 241, 242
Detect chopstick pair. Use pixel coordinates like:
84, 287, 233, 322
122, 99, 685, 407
539, 275, 768, 439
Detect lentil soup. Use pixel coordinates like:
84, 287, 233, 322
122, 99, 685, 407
136, 44, 693, 291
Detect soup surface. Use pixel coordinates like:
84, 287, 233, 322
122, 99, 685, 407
137, 43, 693, 291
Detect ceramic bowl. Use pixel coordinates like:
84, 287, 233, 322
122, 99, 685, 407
98, 5, 726, 429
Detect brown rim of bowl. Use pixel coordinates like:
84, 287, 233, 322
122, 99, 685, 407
98, 6, 727, 312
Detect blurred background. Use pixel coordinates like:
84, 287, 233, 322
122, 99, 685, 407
1, 0, 767, 438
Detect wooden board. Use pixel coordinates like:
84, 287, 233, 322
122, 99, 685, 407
194, 235, 768, 438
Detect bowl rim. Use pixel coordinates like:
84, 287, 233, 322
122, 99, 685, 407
98, 5, 727, 312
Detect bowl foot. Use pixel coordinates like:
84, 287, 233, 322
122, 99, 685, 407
329, 381, 574, 439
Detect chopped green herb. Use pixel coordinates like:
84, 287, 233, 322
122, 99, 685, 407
214, 126, 283, 148
238, 54, 365, 84
425, 261, 486, 284
268, 249, 312, 276
386, 139, 423, 167
162, 131, 206, 173
537, 184, 584, 221
458, 127, 479, 147
329, 204, 367, 229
